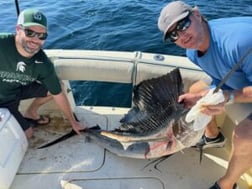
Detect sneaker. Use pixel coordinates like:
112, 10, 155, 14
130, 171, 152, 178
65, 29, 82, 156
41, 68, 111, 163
209, 181, 238, 189
195, 132, 226, 149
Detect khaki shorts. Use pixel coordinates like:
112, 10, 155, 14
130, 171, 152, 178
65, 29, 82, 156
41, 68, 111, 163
225, 103, 252, 123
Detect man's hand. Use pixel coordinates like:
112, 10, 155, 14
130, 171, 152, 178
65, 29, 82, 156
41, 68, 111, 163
71, 120, 88, 135
178, 92, 203, 108
200, 102, 226, 116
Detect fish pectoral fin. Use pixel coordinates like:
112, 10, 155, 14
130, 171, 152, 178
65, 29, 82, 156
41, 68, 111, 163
120, 142, 134, 150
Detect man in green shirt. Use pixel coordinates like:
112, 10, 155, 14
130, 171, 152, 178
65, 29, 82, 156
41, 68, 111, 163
0, 9, 87, 138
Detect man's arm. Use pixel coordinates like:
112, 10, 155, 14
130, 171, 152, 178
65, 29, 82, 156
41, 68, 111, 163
230, 86, 252, 103
52, 91, 87, 134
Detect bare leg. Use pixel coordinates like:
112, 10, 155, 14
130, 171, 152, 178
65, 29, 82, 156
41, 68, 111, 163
189, 80, 219, 138
204, 117, 220, 138
218, 118, 252, 189
24, 82, 64, 124
24, 94, 52, 122
188, 80, 208, 93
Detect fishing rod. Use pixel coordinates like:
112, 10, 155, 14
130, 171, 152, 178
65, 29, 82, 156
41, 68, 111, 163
213, 48, 252, 93
15, 0, 20, 16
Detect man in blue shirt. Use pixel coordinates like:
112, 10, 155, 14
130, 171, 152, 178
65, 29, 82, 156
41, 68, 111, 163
158, 1, 252, 189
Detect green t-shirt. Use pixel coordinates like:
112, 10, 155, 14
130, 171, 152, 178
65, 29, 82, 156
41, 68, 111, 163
0, 33, 61, 104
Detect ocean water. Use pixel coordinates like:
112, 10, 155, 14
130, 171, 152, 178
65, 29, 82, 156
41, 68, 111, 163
1, 0, 251, 107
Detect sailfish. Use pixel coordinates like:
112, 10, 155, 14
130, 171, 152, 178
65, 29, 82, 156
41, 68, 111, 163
39, 68, 204, 159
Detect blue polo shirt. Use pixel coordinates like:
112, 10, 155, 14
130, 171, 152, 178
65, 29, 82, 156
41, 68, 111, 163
186, 17, 252, 90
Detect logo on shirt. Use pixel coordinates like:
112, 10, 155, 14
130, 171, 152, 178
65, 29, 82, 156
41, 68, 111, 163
16, 61, 26, 73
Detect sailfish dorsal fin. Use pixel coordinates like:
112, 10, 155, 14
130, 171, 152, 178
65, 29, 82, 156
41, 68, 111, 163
115, 68, 185, 135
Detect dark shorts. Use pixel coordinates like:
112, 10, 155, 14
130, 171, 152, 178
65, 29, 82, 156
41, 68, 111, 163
0, 82, 48, 131
247, 112, 252, 120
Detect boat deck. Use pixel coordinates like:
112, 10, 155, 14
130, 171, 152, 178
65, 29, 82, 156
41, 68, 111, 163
6, 50, 252, 189
10, 106, 250, 189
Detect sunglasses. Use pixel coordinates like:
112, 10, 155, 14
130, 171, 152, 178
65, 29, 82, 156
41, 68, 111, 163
20, 25, 48, 40
165, 12, 191, 42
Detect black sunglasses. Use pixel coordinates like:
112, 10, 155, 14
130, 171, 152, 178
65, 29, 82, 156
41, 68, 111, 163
165, 12, 191, 43
20, 25, 48, 40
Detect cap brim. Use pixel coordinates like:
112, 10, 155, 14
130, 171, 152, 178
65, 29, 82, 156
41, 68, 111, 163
163, 11, 190, 39
22, 23, 47, 29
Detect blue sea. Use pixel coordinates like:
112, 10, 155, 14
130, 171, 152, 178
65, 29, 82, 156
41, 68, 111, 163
0, 0, 251, 107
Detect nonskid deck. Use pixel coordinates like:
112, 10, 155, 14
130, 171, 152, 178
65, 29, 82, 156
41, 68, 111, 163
10, 106, 249, 189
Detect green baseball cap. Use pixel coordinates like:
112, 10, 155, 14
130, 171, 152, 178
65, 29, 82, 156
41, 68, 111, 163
17, 9, 47, 29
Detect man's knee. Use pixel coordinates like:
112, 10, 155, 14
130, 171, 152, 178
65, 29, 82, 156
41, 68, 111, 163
189, 80, 209, 93
233, 119, 252, 143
